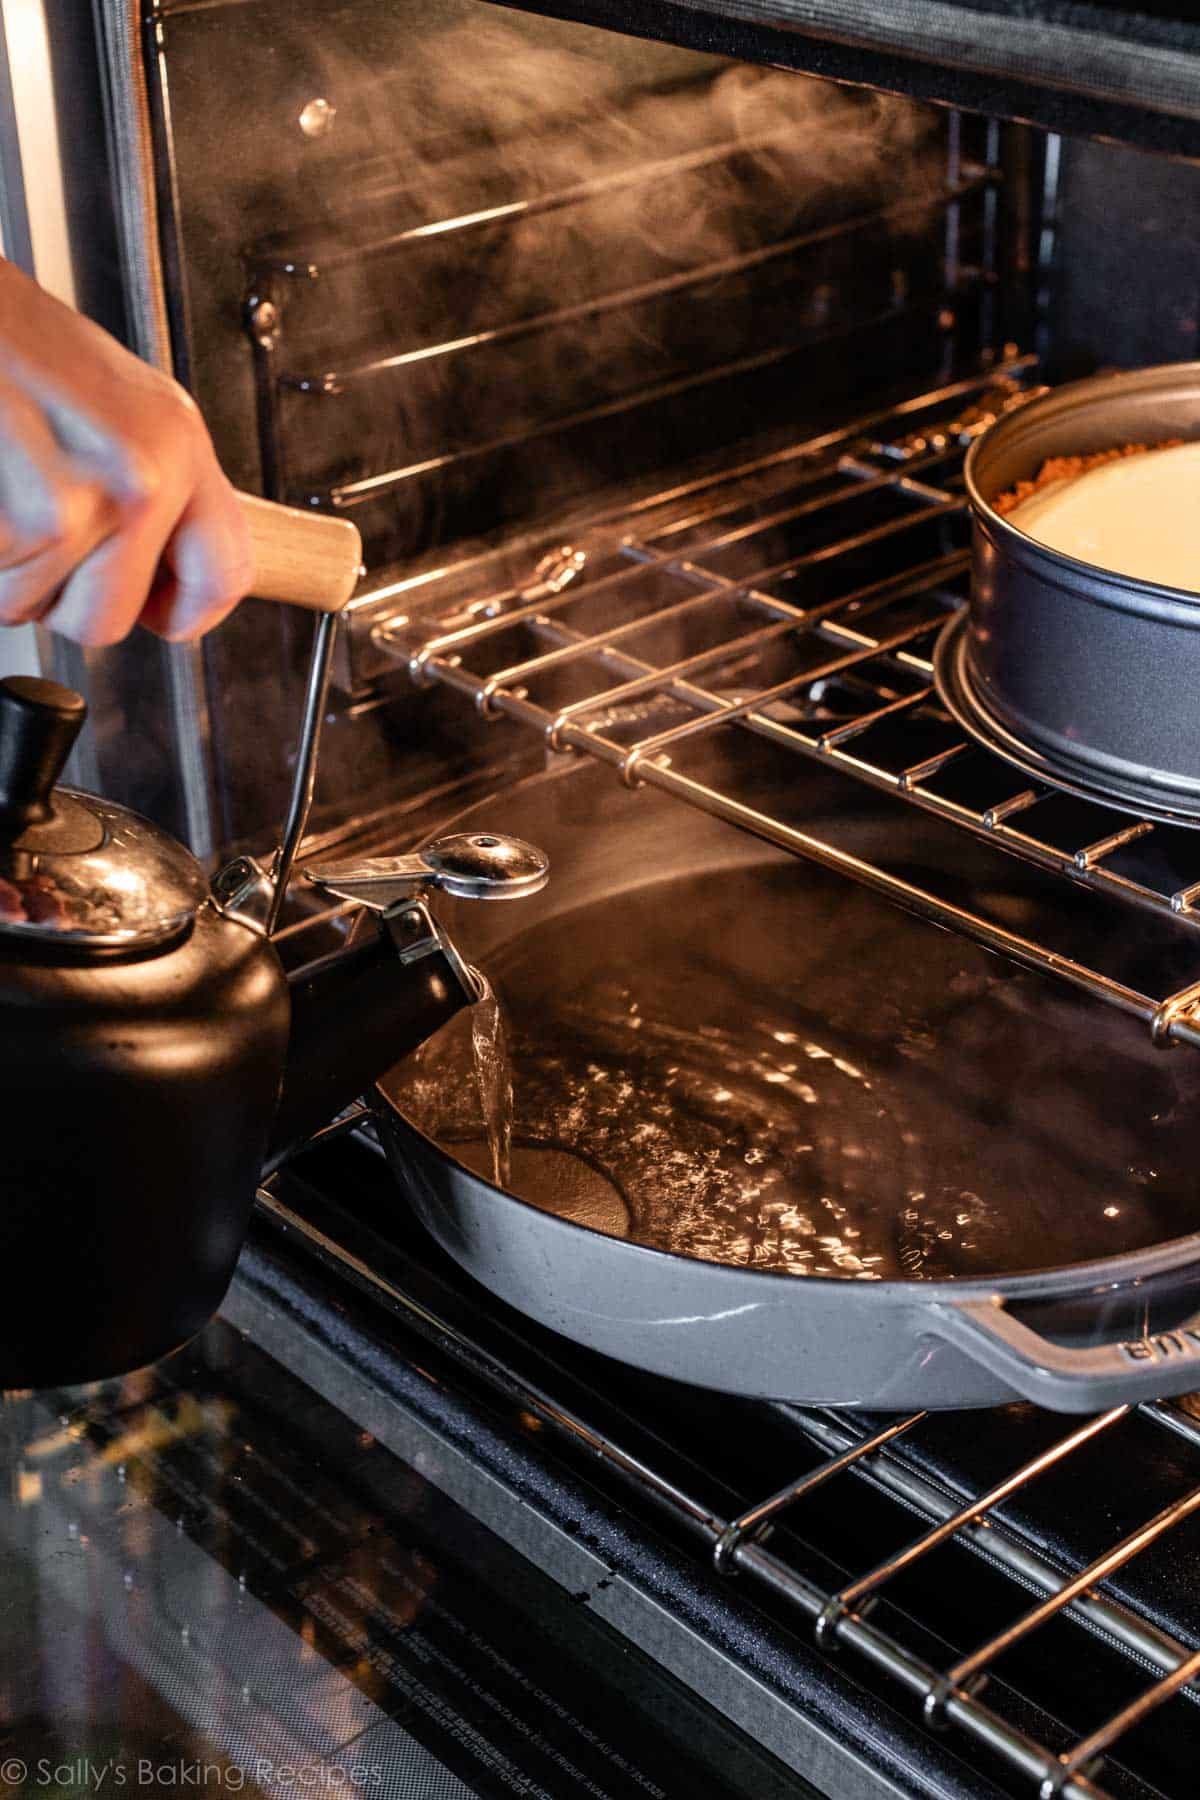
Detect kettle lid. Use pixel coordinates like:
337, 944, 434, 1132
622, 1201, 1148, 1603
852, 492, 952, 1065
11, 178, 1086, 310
0, 676, 207, 951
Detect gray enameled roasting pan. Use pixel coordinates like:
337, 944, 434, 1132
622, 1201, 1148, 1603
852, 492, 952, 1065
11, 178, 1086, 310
373, 759, 1200, 1412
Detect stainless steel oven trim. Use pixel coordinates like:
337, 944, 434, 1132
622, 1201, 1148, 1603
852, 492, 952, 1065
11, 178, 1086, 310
655, 0, 1200, 124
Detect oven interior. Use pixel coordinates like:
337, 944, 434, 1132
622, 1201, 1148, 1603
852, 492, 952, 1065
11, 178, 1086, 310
62, 0, 1200, 1793
96, 0, 1200, 881
127, 0, 1200, 1105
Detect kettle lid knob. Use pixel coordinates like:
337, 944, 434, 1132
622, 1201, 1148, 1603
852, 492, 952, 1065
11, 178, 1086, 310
0, 675, 87, 831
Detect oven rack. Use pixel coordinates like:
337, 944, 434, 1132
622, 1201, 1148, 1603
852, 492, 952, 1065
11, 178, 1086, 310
376, 363, 1200, 1053
720, 1398, 1200, 1800
260, 1181, 1200, 1800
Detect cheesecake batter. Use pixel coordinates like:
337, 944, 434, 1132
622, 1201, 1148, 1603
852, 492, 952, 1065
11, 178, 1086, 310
1007, 438, 1200, 593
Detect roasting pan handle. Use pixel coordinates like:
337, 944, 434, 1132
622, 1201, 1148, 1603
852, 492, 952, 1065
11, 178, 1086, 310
926, 1297, 1200, 1410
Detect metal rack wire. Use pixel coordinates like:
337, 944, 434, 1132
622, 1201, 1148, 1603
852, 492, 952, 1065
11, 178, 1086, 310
739, 1404, 1200, 1799
376, 362, 1200, 1053
733, 1400, 1200, 1800
260, 1181, 1200, 1800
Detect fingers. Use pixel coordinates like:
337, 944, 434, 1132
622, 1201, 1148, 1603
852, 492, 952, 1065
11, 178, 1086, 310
40, 496, 184, 647
137, 466, 253, 643
0, 425, 185, 648
0, 372, 76, 543
39, 449, 250, 647
0, 263, 252, 646
0, 382, 250, 648
0, 363, 161, 640
0, 375, 118, 626
25, 463, 251, 649
0, 481, 116, 626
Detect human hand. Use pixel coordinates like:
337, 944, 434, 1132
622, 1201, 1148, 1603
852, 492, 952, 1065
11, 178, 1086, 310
0, 260, 252, 645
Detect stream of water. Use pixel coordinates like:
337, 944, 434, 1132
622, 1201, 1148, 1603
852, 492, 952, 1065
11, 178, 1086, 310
469, 971, 514, 1191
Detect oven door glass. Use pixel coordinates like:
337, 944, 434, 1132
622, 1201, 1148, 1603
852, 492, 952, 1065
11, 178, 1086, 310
0, 1322, 808, 1800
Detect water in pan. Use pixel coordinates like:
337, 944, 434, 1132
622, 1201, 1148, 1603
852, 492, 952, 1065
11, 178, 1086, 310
387, 861, 1200, 1280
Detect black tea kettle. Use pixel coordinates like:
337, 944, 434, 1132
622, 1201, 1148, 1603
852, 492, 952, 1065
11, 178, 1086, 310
0, 521, 545, 1388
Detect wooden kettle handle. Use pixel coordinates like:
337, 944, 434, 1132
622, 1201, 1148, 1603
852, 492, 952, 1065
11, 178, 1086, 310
237, 493, 363, 613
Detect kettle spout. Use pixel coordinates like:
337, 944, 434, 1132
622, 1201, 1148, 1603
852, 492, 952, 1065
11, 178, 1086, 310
265, 898, 478, 1172
264, 833, 547, 1171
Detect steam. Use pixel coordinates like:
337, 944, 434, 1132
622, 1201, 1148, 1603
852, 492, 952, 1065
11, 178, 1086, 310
280, 17, 943, 560
183, 14, 945, 851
